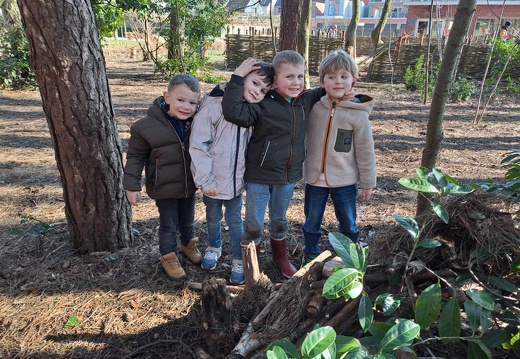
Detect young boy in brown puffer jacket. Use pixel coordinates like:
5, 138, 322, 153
123, 74, 202, 280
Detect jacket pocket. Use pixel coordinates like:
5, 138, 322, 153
334, 129, 353, 153
259, 140, 271, 167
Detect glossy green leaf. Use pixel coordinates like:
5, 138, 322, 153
467, 339, 492, 359
266, 338, 299, 358
349, 242, 366, 272
266, 346, 289, 359
438, 297, 461, 343
381, 295, 401, 316
483, 330, 508, 349
398, 177, 439, 193
323, 268, 360, 299
432, 168, 448, 191
335, 336, 361, 354
502, 331, 520, 349
328, 232, 355, 268
379, 320, 420, 352
301, 326, 336, 359
368, 321, 392, 340
415, 282, 441, 329
466, 289, 496, 311
432, 204, 449, 224
416, 239, 442, 248
487, 277, 518, 294
346, 281, 364, 299
393, 215, 420, 241
464, 300, 482, 333
345, 346, 372, 359
446, 183, 473, 194
359, 293, 374, 332
416, 167, 431, 179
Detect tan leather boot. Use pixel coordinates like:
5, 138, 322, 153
161, 252, 186, 280
181, 237, 203, 264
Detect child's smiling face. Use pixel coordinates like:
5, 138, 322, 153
163, 83, 199, 120
243, 72, 271, 104
272, 63, 305, 99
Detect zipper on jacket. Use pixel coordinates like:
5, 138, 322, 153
318, 101, 337, 181
233, 126, 240, 198
285, 105, 301, 182
166, 118, 190, 198
153, 158, 159, 192
260, 141, 271, 167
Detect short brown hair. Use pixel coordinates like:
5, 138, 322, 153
168, 74, 200, 95
318, 50, 359, 82
253, 61, 275, 86
272, 50, 305, 74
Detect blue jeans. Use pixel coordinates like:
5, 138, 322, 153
243, 182, 295, 244
302, 184, 359, 257
156, 195, 195, 255
203, 194, 244, 259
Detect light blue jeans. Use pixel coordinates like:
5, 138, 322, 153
243, 182, 295, 244
203, 194, 244, 259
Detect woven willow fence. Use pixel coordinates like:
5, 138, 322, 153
225, 34, 519, 82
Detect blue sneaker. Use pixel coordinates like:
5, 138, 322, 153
229, 259, 245, 285
201, 247, 221, 270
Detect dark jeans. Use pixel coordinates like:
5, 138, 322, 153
156, 195, 195, 255
302, 183, 359, 257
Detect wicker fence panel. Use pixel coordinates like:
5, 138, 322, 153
225, 34, 519, 82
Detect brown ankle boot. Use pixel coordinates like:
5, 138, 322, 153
270, 237, 297, 278
181, 237, 203, 264
161, 252, 186, 279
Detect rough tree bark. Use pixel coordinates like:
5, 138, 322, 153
279, 0, 302, 52
345, 0, 360, 58
299, 0, 312, 88
416, 0, 477, 217
17, 0, 133, 253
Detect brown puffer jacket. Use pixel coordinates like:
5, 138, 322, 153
123, 96, 196, 199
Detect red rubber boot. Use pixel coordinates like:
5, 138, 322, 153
270, 237, 297, 278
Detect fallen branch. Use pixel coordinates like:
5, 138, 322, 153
187, 281, 244, 294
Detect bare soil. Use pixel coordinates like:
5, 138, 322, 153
0, 47, 519, 358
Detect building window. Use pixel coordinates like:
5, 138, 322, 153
328, 5, 335, 16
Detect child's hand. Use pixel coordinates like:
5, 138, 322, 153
204, 188, 219, 197
126, 190, 142, 206
340, 89, 356, 102
234, 57, 261, 77
359, 188, 372, 202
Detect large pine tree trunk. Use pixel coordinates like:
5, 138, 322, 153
416, 0, 477, 217
17, 0, 133, 253
280, 0, 302, 51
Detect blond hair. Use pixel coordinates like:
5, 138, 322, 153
318, 50, 358, 82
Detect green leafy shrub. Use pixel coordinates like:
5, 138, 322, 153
0, 27, 37, 90
449, 77, 476, 102
403, 55, 425, 92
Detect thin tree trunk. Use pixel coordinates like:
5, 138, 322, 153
17, 0, 133, 253
423, 0, 434, 105
345, 0, 360, 58
370, 0, 392, 49
299, 0, 312, 88
416, 0, 477, 217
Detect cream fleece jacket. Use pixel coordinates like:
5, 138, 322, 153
303, 94, 376, 189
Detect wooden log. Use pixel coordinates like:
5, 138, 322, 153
227, 251, 333, 358
201, 278, 233, 330
187, 281, 244, 295
323, 296, 361, 329
242, 242, 261, 292
252, 250, 332, 327
306, 291, 325, 318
